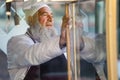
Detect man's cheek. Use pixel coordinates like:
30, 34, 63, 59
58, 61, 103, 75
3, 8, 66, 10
40, 19, 47, 26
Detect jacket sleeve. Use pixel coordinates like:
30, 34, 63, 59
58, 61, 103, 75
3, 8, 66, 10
7, 35, 63, 69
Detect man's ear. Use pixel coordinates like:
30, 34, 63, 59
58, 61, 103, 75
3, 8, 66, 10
27, 16, 34, 27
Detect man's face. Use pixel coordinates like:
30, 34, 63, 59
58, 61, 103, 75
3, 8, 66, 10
38, 7, 54, 29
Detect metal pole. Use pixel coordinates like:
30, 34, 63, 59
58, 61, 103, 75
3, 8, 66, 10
105, 0, 118, 80
65, 3, 72, 80
72, 3, 78, 80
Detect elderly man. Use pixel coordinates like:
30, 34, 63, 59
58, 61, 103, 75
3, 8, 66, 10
7, 2, 99, 80
7, 2, 70, 80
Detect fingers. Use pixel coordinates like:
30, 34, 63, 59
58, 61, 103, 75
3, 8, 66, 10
63, 15, 70, 24
62, 15, 71, 30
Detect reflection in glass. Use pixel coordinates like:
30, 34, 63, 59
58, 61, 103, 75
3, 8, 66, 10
70, 0, 107, 80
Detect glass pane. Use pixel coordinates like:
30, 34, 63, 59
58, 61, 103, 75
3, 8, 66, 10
70, 0, 107, 80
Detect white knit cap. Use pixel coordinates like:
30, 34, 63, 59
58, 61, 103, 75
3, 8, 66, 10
29, 2, 50, 16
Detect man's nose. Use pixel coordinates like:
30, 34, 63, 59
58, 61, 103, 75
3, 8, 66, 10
47, 15, 53, 21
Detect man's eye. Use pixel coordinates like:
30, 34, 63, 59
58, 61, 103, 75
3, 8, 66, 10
42, 13, 48, 16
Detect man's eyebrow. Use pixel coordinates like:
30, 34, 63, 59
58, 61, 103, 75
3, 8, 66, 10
39, 11, 53, 15
39, 11, 46, 14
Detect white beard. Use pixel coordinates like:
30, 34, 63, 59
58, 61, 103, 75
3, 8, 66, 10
39, 27, 57, 42
30, 23, 57, 42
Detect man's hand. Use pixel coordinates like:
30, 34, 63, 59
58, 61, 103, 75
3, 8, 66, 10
59, 15, 70, 49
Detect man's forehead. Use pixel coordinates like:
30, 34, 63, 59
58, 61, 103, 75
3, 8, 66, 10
38, 7, 52, 14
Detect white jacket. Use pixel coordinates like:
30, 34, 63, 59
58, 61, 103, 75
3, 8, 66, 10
7, 34, 63, 80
